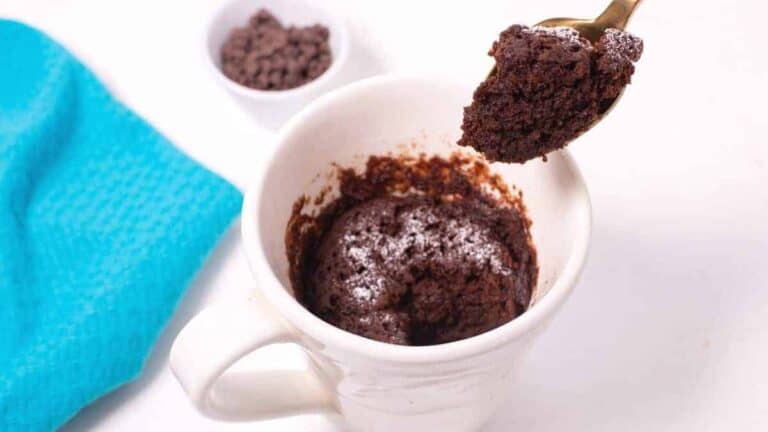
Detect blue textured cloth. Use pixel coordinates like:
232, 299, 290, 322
0, 20, 242, 430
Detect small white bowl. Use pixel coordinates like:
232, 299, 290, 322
205, 0, 350, 129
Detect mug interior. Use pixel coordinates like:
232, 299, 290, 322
246, 76, 591, 357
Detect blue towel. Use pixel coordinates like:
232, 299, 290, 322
0, 20, 243, 430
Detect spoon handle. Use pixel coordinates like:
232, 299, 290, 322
596, 0, 643, 30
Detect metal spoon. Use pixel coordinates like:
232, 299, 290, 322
536, 0, 643, 43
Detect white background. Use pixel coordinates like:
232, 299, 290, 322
2, 0, 768, 430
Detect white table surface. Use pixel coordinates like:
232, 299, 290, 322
2, 0, 767, 430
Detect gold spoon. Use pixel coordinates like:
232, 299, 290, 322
536, 0, 643, 43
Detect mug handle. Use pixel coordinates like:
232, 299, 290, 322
169, 296, 332, 420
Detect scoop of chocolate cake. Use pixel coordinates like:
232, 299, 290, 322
459, 25, 643, 163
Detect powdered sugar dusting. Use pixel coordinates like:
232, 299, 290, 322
337, 201, 514, 306
529, 25, 585, 46
527, 26, 643, 64
341, 238, 386, 302
599, 28, 643, 63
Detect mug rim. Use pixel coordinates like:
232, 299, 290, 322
241, 74, 592, 364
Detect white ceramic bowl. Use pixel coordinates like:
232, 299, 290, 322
205, 0, 349, 128
172, 75, 592, 431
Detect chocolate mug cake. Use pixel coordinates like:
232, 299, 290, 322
286, 154, 538, 346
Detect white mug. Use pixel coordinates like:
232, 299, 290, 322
170, 75, 592, 431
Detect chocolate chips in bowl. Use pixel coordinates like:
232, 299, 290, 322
205, 0, 349, 127
221, 9, 333, 91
